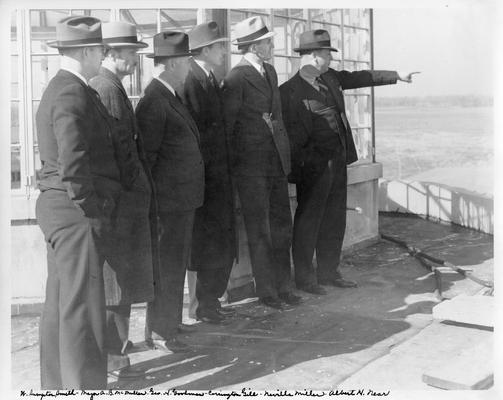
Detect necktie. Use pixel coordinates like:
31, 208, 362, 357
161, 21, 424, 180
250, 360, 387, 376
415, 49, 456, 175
315, 77, 330, 98
209, 71, 219, 89
88, 87, 102, 101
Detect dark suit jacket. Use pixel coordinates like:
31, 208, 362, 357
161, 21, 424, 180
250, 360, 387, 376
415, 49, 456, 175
183, 58, 236, 270
223, 58, 290, 177
90, 67, 155, 305
135, 78, 204, 214
280, 68, 398, 182
36, 69, 121, 218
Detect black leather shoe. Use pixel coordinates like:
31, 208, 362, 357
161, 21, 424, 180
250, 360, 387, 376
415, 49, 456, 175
178, 323, 196, 334
259, 296, 283, 309
324, 278, 358, 288
108, 366, 145, 379
122, 340, 134, 353
278, 292, 302, 305
298, 284, 327, 295
146, 338, 190, 353
196, 309, 225, 324
217, 307, 236, 317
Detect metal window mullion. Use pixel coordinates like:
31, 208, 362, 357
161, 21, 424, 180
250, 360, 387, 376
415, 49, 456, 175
269, 9, 275, 68
197, 8, 205, 24
370, 9, 375, 162
24, 9, 36, 195
110, 8, 120, 22
340, 9, 345, 70
15, 9, 29, 196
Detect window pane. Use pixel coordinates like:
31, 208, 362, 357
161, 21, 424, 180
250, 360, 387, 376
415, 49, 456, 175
34, 146, 42, 187
31, 10, 69, 53
273, 57, 294, 85
11, 146, 21, 189
344, 26, 370, 62
289, 9, 305, 19
344, 9, 370, 29
274, 9, 287, 16
11, 102, 19, 144
310, 9, 342, 24
11, 11, 17, 54
70, 9, 111, 22
230, 10, 248, 25
160, 9, 197, 31
352, 128, 372, 162
11, 56, 19, 99
273, 17, 288, 56
230, 53, 242, 68
31, 55, 60, 99
32, 101, 40, 145
120, 9, 157, 39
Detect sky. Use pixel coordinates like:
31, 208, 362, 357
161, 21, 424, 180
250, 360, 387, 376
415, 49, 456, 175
373, 4, 496, 97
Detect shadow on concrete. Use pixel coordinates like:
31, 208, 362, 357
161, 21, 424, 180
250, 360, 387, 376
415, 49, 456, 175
107, 215, 493, 390
11, 214, 493, 390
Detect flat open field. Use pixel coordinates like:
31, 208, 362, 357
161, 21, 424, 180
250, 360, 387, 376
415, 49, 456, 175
374, 105, 493, 182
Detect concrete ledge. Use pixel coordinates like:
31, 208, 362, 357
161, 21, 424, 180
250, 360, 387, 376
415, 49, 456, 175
379, 179, 493, 234
348, 162, 383, 185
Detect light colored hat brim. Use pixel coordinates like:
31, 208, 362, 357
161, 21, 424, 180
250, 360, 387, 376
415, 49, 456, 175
232, 31, 275, 46
105, 41, 149, 49
190, 37, 229, 51
293, 45, 338, 53
146, 52, 193, 59
46, 40, 104, 49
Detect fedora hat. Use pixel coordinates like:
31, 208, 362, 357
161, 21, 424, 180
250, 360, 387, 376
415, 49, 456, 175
146, 31, 193, 59
102, 21, 148, 48
293, 29, 338, 53
232, 16, 275, 46
189, 21, 229, 51
47, 16, 103, 49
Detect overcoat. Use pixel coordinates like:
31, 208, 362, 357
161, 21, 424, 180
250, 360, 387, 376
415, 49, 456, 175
280, 69, 399, 183
223, 58, 291, 177
135, 78, 204, 215
222, 58, 293, 298
90, 67, 156, 306
280, 68, 399, 286
183, 59, 235, 270
36, 69, 123, 389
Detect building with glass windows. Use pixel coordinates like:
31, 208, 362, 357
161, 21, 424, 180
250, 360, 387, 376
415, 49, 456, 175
10, 8, 382, 303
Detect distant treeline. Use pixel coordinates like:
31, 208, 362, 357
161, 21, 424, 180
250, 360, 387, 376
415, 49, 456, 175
375, 95, 493, 108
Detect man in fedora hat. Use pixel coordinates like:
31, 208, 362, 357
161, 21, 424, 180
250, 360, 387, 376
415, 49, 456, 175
183, 21, 236, 324
223, 16, 301, 310
89, 21, 156, 379
35, 15, 121, 389
136, 31, 204, 353
280, 29, 419, 295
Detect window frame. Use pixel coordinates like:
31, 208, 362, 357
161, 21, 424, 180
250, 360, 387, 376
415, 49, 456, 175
10, 8, 375, 220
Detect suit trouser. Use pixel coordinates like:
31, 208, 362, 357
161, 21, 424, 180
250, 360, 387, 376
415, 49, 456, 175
236, 175, 293, 298
146, 210, 195, 340
195, 262, 233, 313
293, 159, 347, 287
36, 190, 108, 390
105, 305, 131, 371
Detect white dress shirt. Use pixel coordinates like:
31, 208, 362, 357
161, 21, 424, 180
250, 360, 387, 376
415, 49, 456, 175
193, 58, 211, 77
155, 76, 176, 96
60, 55, 88, 85
243, 52, 265, 75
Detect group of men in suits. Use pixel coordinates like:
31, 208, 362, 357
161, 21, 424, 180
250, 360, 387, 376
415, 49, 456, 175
35, 14, 416, 390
